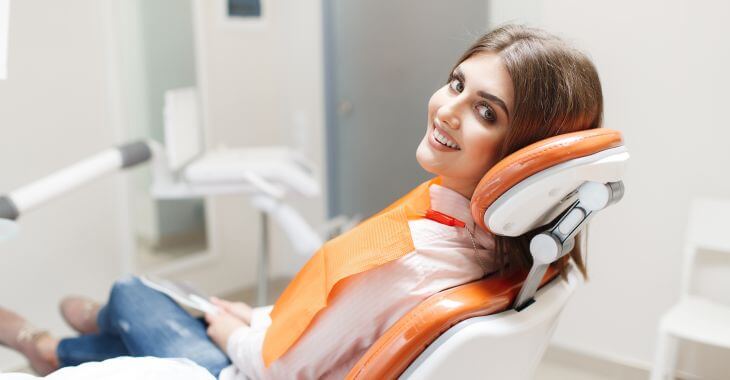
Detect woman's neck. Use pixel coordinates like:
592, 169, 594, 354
439, 176, 478, 200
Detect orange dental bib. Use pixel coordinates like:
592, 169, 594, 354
262, 178, 441, 366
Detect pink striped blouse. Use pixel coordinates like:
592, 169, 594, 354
219, 184, 497, 380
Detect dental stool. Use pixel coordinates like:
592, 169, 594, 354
346, 128, 629, 380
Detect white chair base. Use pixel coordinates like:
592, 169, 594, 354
401, 263, 581, 380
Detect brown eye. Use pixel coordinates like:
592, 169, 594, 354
449, 78, 464, 93
477, 104, 496, 122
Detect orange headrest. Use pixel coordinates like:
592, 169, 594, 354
470, 128, 625, 234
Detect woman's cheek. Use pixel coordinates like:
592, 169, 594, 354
428, 87, 449, 112
464, 136, 496, 177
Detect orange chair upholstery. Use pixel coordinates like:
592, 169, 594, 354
345, 265, 560, 379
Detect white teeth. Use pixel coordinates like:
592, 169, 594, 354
433, 129, 460, 150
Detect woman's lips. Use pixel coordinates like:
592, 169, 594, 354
428, 124, 460, 152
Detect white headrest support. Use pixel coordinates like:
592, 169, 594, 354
471, 128, 628, 236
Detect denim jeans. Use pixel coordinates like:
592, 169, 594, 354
56, 276, 231, 377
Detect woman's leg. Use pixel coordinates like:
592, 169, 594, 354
56, 333, 129, 367
88, 276, 231, 376
0, 307, 59, 375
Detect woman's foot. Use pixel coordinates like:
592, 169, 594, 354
59, 296, 100, 334
0, 307, 59, 375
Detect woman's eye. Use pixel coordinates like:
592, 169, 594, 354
449, 78, 464, 93
477, 104, 496, 122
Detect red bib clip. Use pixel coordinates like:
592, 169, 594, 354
424, 209, 466, 228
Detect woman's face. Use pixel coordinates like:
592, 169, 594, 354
416, 52, 514, 198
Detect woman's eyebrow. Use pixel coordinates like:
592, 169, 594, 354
454, 67, 510, 120
477, 91, 510, 119
452, 68, 465, 81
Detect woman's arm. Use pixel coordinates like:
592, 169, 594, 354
205, 310, 249, 350
210, 297, 253, 324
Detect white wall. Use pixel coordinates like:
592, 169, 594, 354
0, 0, 327, 370
173, 0, 327, 294
490, 0, 730, 377
0, 0, 128, 370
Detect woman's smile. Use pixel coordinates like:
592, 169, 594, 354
428, 123, 461, 151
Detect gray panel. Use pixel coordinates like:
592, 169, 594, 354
324, 0, 488, 218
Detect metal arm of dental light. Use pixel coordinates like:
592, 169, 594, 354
0, 141, 155, 222
513, 180, 625, 311
0, 139, 294, 222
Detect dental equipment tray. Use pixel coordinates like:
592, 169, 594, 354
183, 146, 318, 196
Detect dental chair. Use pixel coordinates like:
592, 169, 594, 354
346, 128, 628, 380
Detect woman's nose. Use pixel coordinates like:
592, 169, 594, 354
436, 102, 461, 130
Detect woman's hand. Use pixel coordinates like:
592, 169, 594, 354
205, 309, 247, 351
210, 297, 253, 324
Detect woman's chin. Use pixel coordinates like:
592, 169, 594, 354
417, 161, 439, 176
416, 145, 446, 176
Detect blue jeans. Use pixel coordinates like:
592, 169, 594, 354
56, 276, 231, 377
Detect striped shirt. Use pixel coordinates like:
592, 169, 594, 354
219, 184, 497, 380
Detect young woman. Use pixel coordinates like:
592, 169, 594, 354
0, 24, 601, 379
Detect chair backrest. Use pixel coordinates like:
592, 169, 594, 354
345, 263, 577, 379
401, 263, 581, 380
681, 198, 730, 297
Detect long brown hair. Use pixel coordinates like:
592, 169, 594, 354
456, 25, 603, 277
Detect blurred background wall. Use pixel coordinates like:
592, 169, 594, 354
323, 0, 487, 218
0, 0, 129, 369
